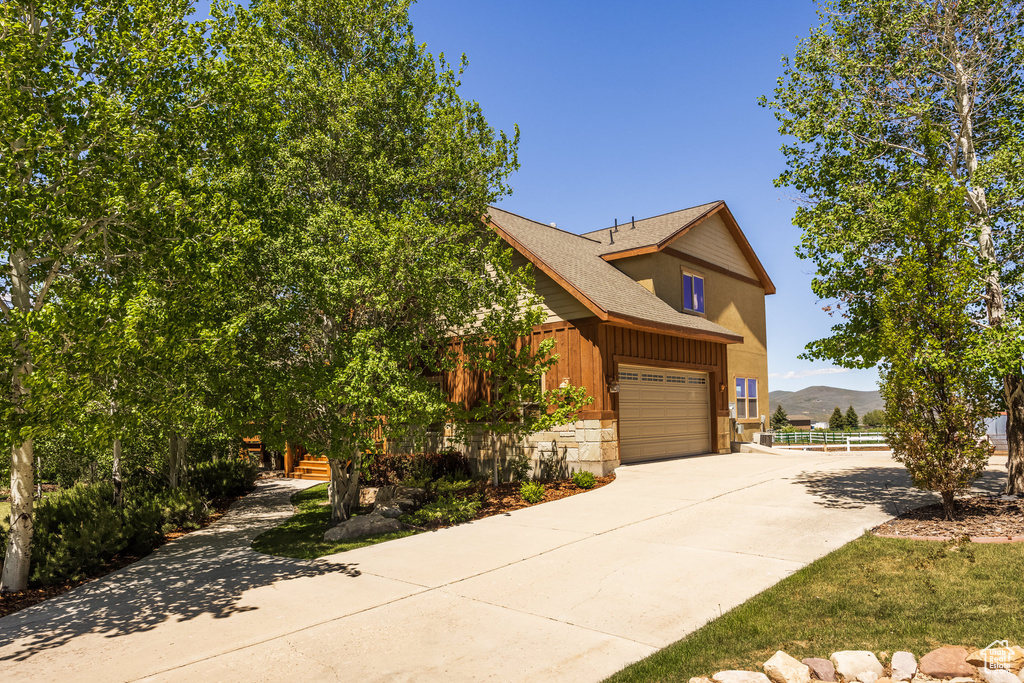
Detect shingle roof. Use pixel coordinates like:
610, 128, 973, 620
485, 206, 743, 343
580, 201, 723, 254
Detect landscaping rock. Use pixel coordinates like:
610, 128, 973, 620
402, 487, 427, 503
980, 667, 1022, 683
831, 651, 884, 682
967, 647, 1024, 673
690, 677, 714, 683
713, 671, 772, 683
373, 505, 403, 519
374, 485, 402, 507
394, 497, 420, 512
765, 651, 812, 683
892, 652, 918, 681
359, 487, 379, 506
857, 672, 879, 683
323, 514, 402, 541
803, 658, 837, 682
919, 647, 975, 680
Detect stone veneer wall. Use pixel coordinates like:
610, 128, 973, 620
386, 420, 620, 480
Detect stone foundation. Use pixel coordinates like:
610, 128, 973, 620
387, 420, 620, 481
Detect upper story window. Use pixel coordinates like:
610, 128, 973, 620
735, 377, 758, 419
682, 272, 705, 314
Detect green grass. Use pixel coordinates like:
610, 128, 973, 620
251, 483, 418, 559
607, 534, 1024, 682
0, 500, 8, 531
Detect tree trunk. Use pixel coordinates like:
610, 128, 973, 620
2, 438, 34, 593
940, 490, 956, 521
112, 437, 123, 507
167, 432, 186, 489
327, 451, 361, 525
3, 251, 36, 593
1005, 374, 1024, 495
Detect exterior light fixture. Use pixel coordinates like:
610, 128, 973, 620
607, 376, 620, 393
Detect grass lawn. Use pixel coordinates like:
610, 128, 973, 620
607, 534, 1024, 683
251, 483, 418, 559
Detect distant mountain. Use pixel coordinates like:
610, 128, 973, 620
768, 385, 883, 423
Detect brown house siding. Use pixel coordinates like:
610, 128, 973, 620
444, 317, 730, 461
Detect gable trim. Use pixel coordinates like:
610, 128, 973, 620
599, 201, 776, 295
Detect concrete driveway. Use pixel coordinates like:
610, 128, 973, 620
0, 451, 1004, 682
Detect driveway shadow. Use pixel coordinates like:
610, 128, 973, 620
792, 462, 1007, 518
0, 480, 361, 663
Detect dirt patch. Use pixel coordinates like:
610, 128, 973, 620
0, 494, 243, 619
474, 473, 615, 520
872, 495, 1024, 540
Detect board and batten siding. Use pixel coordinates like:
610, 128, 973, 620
446, 319, 728, 450
668, 213, 757, 279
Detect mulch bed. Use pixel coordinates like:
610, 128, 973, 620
0, 493, 243, 620
474, 473, 616, 520
872, 495, 1024, 541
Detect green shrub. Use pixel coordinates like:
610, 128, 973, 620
401, 494, 481, 527
507, 451, 531, 483
189, 458, 258, 500
430, 475, 485, 499
30, 482, 130, 585
572, 470, 597, 489
520, 481, 545, 504
153, 487, 209, 534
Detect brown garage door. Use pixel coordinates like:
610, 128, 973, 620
618, 364, 711, 464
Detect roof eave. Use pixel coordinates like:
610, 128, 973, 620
605, 313, 744, 345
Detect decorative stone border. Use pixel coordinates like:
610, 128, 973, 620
872, 532, 1024, 544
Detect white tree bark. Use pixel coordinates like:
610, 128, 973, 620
2, 250, 36, 592
167, 432, 186, 489
112, 437, 123, 507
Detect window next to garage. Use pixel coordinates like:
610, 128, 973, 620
735, 377, 758, 419
682, 271, 705, 314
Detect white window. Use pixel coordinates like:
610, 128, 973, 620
682, 272, 705, 314
735, 377, 757, 419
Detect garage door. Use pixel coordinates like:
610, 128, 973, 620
618, 364, 711, 463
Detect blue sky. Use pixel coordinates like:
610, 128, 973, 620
194, 0, 882, 393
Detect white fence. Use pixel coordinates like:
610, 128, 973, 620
766, 430, 888, 450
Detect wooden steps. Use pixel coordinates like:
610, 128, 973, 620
290, 457, 330, 481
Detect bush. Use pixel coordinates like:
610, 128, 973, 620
153, 487, 209, 534
572, 470, 596, 489
430, 475, 485, 500
26, 481, 217, 586
189, 458, 258, 500
401, 494, 481, 527
520, 481, 545, 504
364, 450, 471, 487
30, 483, 131, 585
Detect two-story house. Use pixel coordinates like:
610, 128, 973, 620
445, 200, 775, 477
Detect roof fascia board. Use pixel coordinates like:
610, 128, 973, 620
486, 218, 609, 321
604, 314, 744, 345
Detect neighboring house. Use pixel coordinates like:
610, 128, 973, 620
786, 416, 813, 431
443, 200, 775, 476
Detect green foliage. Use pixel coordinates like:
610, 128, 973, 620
507, 451, 532, 483
401, 495, 482, 527
429, 475, 484, 500
188, 458, 259, 500
252, 483, 417, 559
828, 407, 845, 431
844, 405, 859, 430
572, 470, 596, 490
770, 405, 790, 430
151, 487, 210, 535
875, 189, 995, 517
862, 409, 887, 428
519, 481, 545, 504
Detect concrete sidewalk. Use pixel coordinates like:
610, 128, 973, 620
0, 452, 1005, 682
